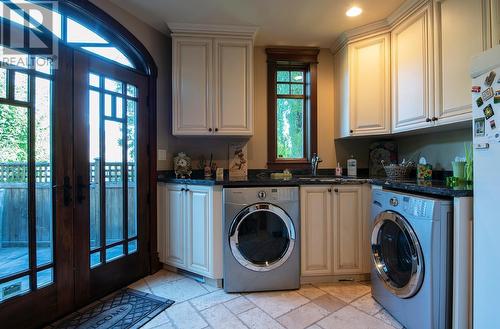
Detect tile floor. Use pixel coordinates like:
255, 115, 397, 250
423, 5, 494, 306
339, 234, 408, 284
130, 269, 404, 329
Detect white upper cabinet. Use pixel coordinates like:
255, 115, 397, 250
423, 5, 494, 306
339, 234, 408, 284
348, 34, 391, 136
391, 2, 434, 133
433, 0, 487, 125
170, 24, 257, 136
214, 39, 253, 135
334, 34, 390, 138
172, 37, 213, 135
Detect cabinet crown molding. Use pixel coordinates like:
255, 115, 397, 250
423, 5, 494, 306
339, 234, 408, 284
168, 22, 259, 39
330, 0, 427, 54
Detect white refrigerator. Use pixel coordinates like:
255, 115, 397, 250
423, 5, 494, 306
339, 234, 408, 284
470, 45, 500, 327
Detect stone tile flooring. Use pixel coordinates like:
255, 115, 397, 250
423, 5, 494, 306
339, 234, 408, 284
130, 269, 404, 329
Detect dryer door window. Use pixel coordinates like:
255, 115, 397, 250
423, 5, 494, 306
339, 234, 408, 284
229, 203, 296, 272
371, 211, 424, 298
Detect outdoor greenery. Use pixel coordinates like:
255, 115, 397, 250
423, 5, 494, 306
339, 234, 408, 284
276, 70, 305, 159
0, 67, 51, 163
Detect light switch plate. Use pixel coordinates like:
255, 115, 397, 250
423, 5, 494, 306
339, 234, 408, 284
158, 149, 167, 161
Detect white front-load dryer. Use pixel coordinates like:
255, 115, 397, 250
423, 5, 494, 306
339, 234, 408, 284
223, 187, 300, 293
371, 189, 452, 329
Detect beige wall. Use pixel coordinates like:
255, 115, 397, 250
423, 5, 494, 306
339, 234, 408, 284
160, 47, 339, 170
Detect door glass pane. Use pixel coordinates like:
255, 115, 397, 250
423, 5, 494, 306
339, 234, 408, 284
128, 240, 137, 254
127, 100, 137, 239
378, 220, 414, 288
106, 244, 124, 262
0, 275, 30, 302
116, 97, 123, 119
0, 104, 29, 279
90, 251, 101, 268
0, 68, 6, 98
35, 77, 52, 267
82, 47, 134, 68
104, 94, 112, 117
105, 120, 123, 247
276, 98, 304, 159
66, 18, 108, 44
236, 210, 290, 265
37, 268, 53, 288
14, 72, 28, 102
89, 90, 100, 251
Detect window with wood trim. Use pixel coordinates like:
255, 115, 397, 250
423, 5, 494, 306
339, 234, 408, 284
267, 47, 319, 169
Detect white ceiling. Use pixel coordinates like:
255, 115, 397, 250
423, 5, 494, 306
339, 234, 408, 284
109, 0, 405, 47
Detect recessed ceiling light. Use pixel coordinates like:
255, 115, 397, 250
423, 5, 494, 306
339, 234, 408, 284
346, 6, 362, 17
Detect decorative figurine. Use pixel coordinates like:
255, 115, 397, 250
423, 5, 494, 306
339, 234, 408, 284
173, 152, 192, 178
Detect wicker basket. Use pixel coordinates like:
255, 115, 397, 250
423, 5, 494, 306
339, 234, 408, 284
383, 164, 414, 179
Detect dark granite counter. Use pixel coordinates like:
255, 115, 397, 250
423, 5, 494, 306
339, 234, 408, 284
369, 178, 473, 198
157, 170, 473, 198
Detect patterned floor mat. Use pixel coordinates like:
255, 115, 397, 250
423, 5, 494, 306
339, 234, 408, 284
48, 289, 174, 329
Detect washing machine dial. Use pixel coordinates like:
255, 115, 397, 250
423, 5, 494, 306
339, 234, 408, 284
390, 197, 399, 207
257, 191, 266, 200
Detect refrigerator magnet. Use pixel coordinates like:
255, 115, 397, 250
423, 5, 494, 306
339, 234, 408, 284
472, 86, 481, 93
485, 71, 497, 86
495, 90, 500, 104
491, 120, 497, 130
482, 87, 494, 101
476, 97, 484, 107
475, 117, 486, 136
484, 104, 495, 119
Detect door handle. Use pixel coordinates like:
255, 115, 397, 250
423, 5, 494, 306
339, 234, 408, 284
53, 176, 72, 207
77, 175, 88, 204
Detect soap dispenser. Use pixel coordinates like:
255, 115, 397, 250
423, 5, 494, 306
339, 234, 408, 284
347, 155, 357, 177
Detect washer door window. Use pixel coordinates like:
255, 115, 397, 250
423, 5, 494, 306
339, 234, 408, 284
371, 211, 424, 298
229, 203, 295, 272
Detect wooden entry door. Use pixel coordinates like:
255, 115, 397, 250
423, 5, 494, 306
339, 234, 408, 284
0, 45, 75, 328
73, 50, 150, 305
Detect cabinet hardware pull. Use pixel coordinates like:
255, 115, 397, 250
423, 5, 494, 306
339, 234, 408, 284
215, 128, 219, 132
350, 129, 354, 133
208, 128, 212, 132
432, 117, 438, 121
334, 188, 339, 192
328, 188, 332, 192
181, 188, 186, 191
426, 118, 432, 122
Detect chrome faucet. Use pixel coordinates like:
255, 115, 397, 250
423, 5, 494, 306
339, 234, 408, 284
311, 153, 322, 176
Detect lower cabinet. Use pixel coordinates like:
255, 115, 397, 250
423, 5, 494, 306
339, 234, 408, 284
300, 184, 371, 277
157, 183, 223, 279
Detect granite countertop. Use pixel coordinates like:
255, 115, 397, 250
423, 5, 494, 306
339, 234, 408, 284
157, 170, 473, 198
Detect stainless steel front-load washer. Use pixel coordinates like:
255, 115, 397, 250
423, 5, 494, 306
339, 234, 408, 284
223, 187, 300, 293
371, 189, 452, 329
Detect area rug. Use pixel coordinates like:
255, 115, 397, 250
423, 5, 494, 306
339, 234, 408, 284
49, 289, 174, 329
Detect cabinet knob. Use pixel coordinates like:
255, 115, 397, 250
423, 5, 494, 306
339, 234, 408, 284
215, 128, 219, 132
186, 188, 190, 192
426, 118, 432, 122
181, 188, 186, 191
208, 128, 212, 132
334, 188, 339, 193
328, 188, 332, 192
432, 117, 438, 121
350, 129, 354, 134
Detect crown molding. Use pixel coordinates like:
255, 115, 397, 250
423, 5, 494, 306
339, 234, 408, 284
330, 0, 427, 54
167, 22, 259, 39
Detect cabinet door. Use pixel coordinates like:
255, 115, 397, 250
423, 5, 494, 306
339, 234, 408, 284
348, 34, 391, 136
172, 37, 213, 135
186, 186, 212, 276
165, 185, 187, 267
300, 186, 333, 276
214, 39, 253, 135
157, 183, 167, 263
434, 0, 486, 124
334, 45, 350, 138
332, 186, 364, 275
392, 3, 434, 132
